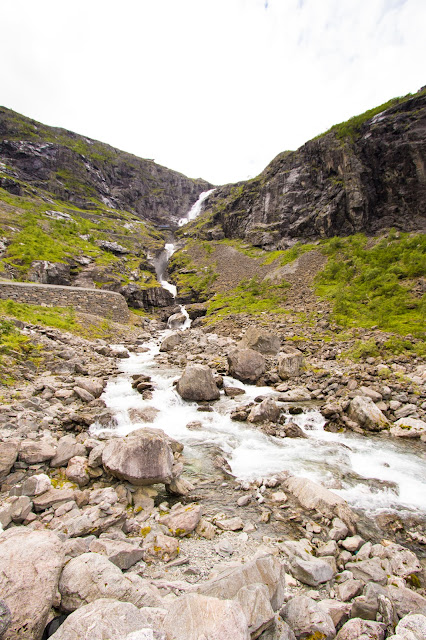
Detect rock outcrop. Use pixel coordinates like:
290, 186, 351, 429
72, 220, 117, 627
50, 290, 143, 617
188, 89, 426, 247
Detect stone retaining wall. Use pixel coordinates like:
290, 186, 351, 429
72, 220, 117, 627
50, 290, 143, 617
0, 281, 130, 323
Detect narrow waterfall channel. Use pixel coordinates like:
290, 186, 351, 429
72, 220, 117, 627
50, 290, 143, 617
92, 190, 426, 523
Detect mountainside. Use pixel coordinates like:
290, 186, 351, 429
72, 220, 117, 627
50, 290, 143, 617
0, 107, 211, 226
183, 88, 426, 249
0, 107, 212, 310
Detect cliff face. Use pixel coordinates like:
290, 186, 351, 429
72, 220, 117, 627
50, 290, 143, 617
192, 89, 426, 248
0, 107, 211, 227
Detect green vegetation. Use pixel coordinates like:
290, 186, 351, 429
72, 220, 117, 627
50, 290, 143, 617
0, 300, 80, 331
261, 242, 318, 266
0, 317, 41, 385
316, 232, 426, 337
168, 243, 218, 300
342, 336, 426, 361
317, 87, 426, 143
207, 277, 289, 320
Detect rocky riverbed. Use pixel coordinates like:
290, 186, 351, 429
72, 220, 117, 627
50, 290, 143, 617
0, 314, 425, 640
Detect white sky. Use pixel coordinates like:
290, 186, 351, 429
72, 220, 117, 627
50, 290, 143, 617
1, 0, 425, 185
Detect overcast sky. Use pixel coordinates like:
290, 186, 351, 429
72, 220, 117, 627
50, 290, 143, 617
2, 0, 425, 185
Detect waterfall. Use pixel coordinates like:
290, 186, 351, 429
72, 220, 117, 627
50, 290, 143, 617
154, 189, 215, 329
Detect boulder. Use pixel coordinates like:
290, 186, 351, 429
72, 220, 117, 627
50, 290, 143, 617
89, 538, 145, 570
142, 532, 180, 563
50, 435, 87, 468
162, 593, 250, 640
197, 554, 286, 611
279, 387, 311, 401
175, 365, 220, 401
335, 618, 386, 640
47, 598, 157, 640
280, 595, 336, 640
65, 456, 90, 487
281, 421, 307, 438
348, 396, 389, 431
18, 440, 56, 464
390, 418, 426, 439
0, 527, 65, 640
20, 473, 51, 497
58, 553, 162, 612
236, 583, 275, 639
240, 327, 281, 355
159, 503, 202, 536
277, 347, 304, 379
159, 332, 182, 352
0, 442, 19, 480
386, 585, 426, 618
167, 312, 187, 329
345, 559, 387, 585
73, 377, 105, 398
102, 429, 176, 486
228, 349, 266, 383
284, 476, 357, 532
248, 398, 281, 423
73, 386, 95, 403
394, 614, 426, 640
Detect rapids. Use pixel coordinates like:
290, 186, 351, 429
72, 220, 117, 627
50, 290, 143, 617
92, 188, 426, 523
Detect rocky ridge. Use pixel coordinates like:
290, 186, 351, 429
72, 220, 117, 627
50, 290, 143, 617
185, 88, 426, 248
0, 314, 425, 640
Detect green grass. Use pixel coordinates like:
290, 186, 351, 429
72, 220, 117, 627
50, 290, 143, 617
316, 232, 426, 336
0, 300, 80, 332
0, 317, 41, 385
261, 242, 318, 266
342, 336, 426, 361
207, 277, 290, 320
316, 87, 426, 143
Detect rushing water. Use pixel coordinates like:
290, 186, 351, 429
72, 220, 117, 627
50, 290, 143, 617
92, 189, 426, 521
92, 342, 426, 520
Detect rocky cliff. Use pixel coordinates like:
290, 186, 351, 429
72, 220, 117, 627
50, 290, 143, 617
0, 107, 211, 227
186, 88, 426, 248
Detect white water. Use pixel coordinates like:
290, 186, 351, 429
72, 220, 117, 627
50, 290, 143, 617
94, 188, 426, 521
178, 189, 215, 226
92, 342, 426, 519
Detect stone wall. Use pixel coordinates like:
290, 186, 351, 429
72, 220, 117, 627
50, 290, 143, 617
0, 282, 130, 323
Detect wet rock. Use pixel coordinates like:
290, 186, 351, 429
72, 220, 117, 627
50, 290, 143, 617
228, 348, 266, 383
159, 503, 202, 536
176, 364, 220, 401
0, 527, 65, 640
162, 593, 249, 640
45, 599, 155, 640
59, 552, 162, 612
281, 421, 307, 438
0, 442, 19, 480
19, 440, 56, 464
277, 347, 304, 380
89, 538, 145, 570
197, 554, 286, 611
236, 583, 275, 638
348, 396, 389, 431
335, 618, 386, 640
284, 476, 357, 532
50, 435, 87, 468
224, 386, 246, 397
128, 407, 160, 423
390, 417, 426, 439
240, 327, 281, 355
280, 595, 336, 640
159, 332, 182, 352
248, 398, 281, 423
102, 429, 176, 486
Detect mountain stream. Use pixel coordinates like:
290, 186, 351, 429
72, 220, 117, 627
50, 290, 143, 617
92, 191, 426, 523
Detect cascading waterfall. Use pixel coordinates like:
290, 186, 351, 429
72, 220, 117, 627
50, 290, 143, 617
92, 188, 426, 522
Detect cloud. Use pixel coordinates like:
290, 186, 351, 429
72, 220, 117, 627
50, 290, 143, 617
1, 0, 425, 185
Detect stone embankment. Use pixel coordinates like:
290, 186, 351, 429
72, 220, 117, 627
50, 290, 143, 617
0, 281, 130, 323
0, 318, 425, 639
